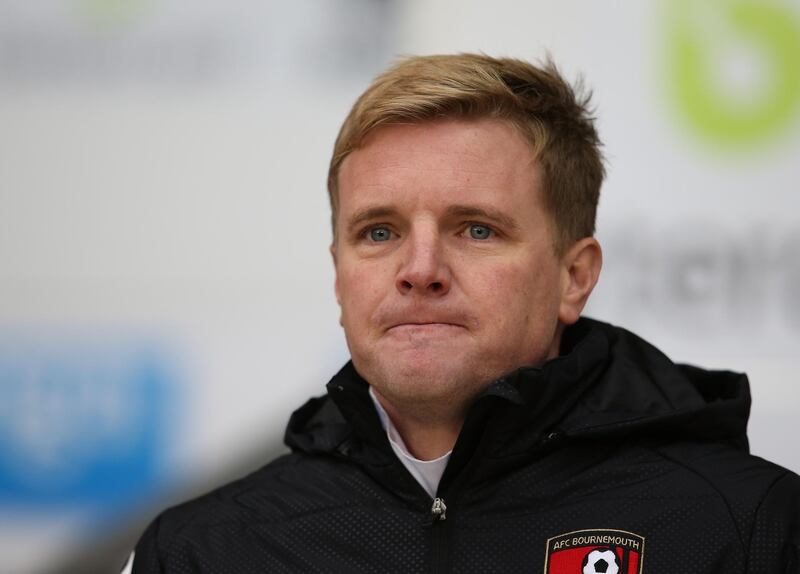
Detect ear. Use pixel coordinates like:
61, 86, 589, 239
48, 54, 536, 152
330, 242, 341, 306
558, 237, 602, 325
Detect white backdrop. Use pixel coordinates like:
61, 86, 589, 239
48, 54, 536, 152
1, 1, 798, 572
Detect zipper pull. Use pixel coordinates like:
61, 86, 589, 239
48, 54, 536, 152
431, 497, 447, 521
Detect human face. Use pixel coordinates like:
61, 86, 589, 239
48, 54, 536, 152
332, 118, 570, 415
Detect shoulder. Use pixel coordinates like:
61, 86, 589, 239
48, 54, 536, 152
747, 469, 800, 572
652, 439, 798, 505
131, 451, 371, 572
650, 439, 799, 570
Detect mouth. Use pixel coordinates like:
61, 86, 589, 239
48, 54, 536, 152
386, 322, 466, 334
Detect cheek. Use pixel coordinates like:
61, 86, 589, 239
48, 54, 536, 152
464, 266, 524, 331
337, 263, 391, 319
476, 263, 536, 303
474, 261, 559, 324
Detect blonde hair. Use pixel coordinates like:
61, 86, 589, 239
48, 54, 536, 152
328, 53, 604, 254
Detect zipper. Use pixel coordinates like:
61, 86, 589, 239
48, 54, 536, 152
429, 497, 449, 572
430, 497, 447, 521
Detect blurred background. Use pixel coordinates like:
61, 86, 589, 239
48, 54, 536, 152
1, 0, 798, 572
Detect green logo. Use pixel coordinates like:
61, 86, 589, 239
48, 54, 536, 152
666, 0, 800, 147
74, 0, 153, 27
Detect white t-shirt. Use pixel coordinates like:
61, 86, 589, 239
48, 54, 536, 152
369, 387, 451, 499
121, 552, 133, 574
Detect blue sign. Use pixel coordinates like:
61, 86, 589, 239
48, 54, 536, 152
0, 336, 177, 509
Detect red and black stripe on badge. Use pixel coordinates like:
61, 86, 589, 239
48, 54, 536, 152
544, 529, 645, 574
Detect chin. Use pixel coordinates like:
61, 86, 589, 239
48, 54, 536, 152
373, 357, 488, 405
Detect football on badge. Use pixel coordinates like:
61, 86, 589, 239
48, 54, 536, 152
582, 548, 620, 574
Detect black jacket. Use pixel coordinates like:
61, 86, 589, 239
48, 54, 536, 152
132, 318, 800, 573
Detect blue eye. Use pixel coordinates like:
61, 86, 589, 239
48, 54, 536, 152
468, 224, 492, 240
368, 227, 392, 242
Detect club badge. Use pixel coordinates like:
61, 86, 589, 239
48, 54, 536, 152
544, 529, 645, 574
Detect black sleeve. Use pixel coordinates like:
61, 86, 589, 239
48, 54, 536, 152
131, 516, 166, 574
747, 471, 800, 573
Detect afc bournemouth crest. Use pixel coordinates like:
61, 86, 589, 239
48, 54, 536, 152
544, 529, 645, 574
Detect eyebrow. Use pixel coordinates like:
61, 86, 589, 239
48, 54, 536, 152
345, 206, 400, 236
446, 205, 520, 233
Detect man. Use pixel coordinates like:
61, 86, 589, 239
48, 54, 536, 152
131, 54, 799, 573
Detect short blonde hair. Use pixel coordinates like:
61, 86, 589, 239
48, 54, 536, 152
328, 53, 604, 254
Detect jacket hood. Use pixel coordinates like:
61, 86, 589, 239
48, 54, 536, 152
554, 319, 750, 446
284, 318, 751, 469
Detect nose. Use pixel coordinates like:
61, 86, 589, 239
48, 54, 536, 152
395, 228, 451, 296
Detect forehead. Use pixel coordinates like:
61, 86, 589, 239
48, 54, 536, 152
337, 118, 541, 213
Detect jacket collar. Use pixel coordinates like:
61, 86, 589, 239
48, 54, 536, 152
285, 318, 752, 491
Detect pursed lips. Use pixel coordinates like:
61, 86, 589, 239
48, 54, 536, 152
377, 308, 473, 335
384, 321, 467, 334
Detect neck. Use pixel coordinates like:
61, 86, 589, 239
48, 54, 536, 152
372, 389, 462, 460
